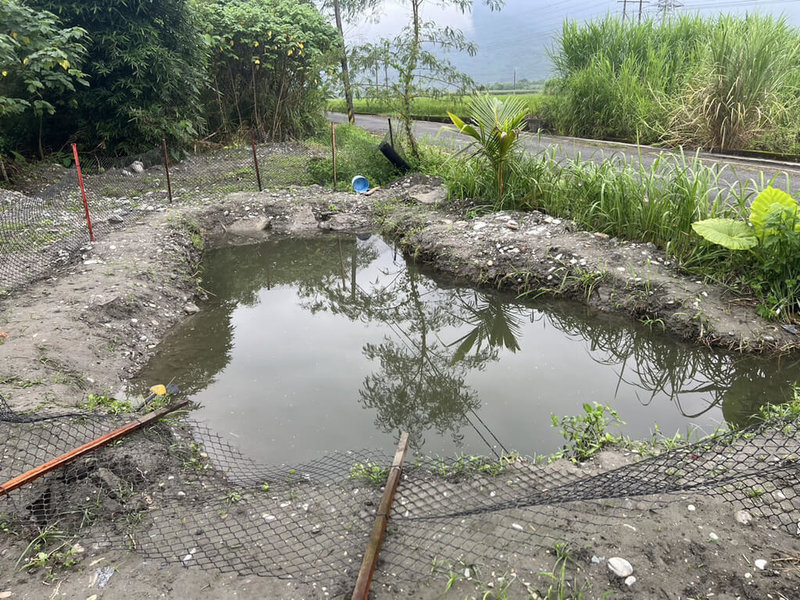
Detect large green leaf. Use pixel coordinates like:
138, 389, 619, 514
750, 187, 799, 237
692, 218, 757, 250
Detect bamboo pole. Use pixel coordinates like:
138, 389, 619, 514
351, 432, 409, 600
332, 122, 338, 190
251, 130, 263, 192
0, 400, 189, 497
162, 137, 173, 203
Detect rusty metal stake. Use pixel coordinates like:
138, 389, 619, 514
0, 400, 189, 497
351, 432, 409, 600
332, 122, 338, 190
71, 143, 94, 242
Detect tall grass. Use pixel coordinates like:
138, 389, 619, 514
422, 144, 758, 268
665, 15, 800, 151
547, 14, 800, 152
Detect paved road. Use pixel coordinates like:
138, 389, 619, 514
328, 112, 800, 197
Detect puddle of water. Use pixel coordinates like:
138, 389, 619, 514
136, 235, 800, 464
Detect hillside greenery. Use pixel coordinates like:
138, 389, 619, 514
0, 0, 338, 158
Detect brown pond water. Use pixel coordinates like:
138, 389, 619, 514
135, 234, 800, 464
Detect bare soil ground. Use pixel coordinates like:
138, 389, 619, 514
1, 175, 799, 599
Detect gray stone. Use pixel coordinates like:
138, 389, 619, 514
129, 160, 145, 174
735, 510, 753, 525
754, 559, 767, 570
414, 188, 447, 205
607, 557, 633, 578
184, 303, 200, 315
108, 214, 124, 224
624, 576, 636, 587
96, 565, 115, 588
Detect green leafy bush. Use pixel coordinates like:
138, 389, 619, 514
28, 0, 208, 154
0, 0, 88, 158
693, 187, 800, 318
196, 0, 337, 141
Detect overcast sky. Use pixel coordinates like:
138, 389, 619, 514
343, 0, 800, 83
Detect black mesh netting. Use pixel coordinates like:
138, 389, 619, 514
0, 140, 327, 293
2, 393, 800, 594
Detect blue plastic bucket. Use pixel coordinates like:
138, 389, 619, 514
351, 175, 369, 194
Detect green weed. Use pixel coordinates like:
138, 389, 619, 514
83, 394, 133, 415
552, 402, 625, 463
349, 462, 389, 485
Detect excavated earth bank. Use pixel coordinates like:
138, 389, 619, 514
1, 175, 799, 599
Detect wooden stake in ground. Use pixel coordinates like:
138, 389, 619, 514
332, 122, 338, 190
0, 400, 189, 497
351, 432, 410, 600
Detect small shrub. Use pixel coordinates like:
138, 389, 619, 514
448, 94, 529, 207
349, 462, 389, 485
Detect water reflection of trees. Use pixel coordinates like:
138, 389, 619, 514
137, 237, 379, 397
296, 244, 516, 453
539, 304, 800, 427
138, 235, 800, 443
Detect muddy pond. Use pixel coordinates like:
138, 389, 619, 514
135, 235, 800, 464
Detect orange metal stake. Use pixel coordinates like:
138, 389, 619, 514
72, 143, 94, 242
0, 400, 189, 497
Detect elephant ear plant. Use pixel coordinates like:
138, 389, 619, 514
448, 95, 529, 208
692, 187, 800, 319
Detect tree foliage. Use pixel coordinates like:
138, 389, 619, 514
28, 0, 208, 153
196, 0, 337, 140
353, 0, 504, 157
0, 0, 88, 156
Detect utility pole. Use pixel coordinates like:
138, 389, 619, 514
656, 0, 682, 20
638, 0, 644, 24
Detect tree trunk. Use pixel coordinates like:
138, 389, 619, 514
333, 0, 355, 124
402, 0, 421, 159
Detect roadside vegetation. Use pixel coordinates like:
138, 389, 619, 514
545, 14, 800, 155
334, 15, 800, 157
326, 93, 545, 121
405, 94, 798, 321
